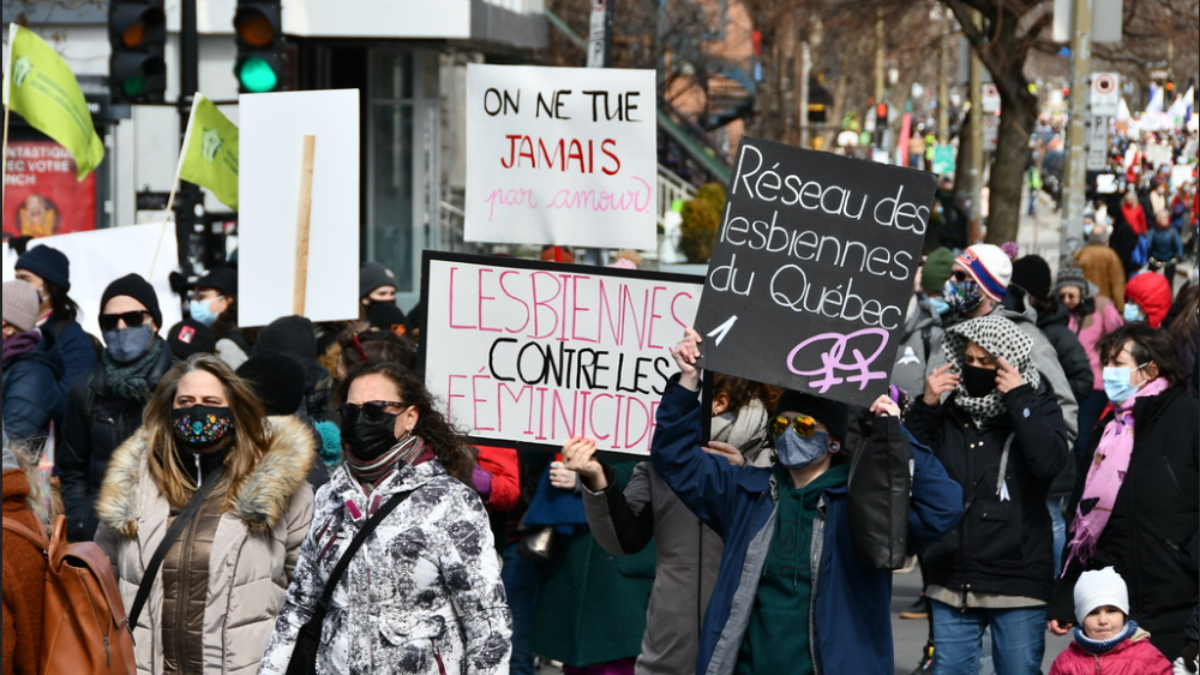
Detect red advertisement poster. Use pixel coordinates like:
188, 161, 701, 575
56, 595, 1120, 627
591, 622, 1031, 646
3, 140, 97, 239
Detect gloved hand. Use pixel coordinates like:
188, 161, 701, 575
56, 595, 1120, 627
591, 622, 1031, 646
1176, 645, 1198, 675
471, 465, 493, 500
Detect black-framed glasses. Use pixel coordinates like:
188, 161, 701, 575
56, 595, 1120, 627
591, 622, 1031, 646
771, 415, 818, 438
99, 310, 152, 332
337, 400, 409, 425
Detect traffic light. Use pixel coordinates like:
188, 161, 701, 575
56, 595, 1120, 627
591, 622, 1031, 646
234, 1, 284, 93
109, 0, 166, 103
875, 103, 888, 124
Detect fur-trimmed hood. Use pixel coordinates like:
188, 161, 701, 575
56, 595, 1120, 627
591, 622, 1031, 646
96, 415, 316, 537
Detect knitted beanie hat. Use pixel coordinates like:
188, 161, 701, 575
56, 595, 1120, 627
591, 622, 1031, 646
1054, 264, 1089, 295
238, 352, 306, 416
1074, 567, 1129, 626
166, 319, 216, 359
15, 245, 71, 292
2, 280, 41, 332
922, 247, 957, 292
956, 244, 1013, 301
360, 261, 397, 299
100, 274, 163, 329
1011, 255, 1052, 301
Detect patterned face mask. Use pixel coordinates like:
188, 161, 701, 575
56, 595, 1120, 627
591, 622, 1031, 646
172, 405, 234, 450
942, 278, 983, 316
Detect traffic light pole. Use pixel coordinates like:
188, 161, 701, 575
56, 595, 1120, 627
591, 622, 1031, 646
175, 0, 201, 273
1060, 0, 1091, 265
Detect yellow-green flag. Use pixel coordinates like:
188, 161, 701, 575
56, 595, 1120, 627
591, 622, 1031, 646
178, 93, 239, 210
3, 23, 104, 180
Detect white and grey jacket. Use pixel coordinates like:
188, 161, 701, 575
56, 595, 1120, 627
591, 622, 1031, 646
257, 457, 511, 675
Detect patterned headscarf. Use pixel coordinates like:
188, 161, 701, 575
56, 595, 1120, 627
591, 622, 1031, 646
943, 314, 1041, 425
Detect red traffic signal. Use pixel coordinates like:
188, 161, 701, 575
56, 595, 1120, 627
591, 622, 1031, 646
875, 103, 888, 122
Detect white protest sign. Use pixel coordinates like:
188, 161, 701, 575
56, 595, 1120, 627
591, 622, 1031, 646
465, 64, 657, 250
5, 223, 183, 339
238, 89, 360, 327
1091, 73, 1120, 117
422, 252, 701, 456
983, 114, 999, 150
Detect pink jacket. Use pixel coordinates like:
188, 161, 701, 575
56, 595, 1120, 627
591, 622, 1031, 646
1068, 296, 1124, 392
1048, 629, 1174, 675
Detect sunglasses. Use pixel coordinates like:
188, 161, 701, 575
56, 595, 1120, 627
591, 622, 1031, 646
771, 415, 818, 438
337, 400, 409, 425
950, 270, 970, 282
99, 310, 152, 332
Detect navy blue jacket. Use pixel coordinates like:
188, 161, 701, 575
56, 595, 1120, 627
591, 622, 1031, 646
2, 338, 65, 442
650, 379, 963, 675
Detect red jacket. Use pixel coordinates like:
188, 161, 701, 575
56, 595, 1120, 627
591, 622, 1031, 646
1121, 203, 1149, 236
474, 446, 520, 511
1048, 629, 1173, 675
2, 469, 46, 675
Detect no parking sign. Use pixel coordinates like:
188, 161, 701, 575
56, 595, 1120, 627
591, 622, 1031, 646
1090, 73, 1120, 116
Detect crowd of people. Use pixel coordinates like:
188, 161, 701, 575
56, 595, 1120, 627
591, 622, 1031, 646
1, 213, 1198, 675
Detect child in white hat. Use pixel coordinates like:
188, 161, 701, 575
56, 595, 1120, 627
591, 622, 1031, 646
1048, 567, 1173, 674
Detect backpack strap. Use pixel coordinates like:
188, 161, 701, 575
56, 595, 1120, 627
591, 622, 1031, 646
126, 464, 225, 632
921, 324, 933, 363
2, 517, 49, 552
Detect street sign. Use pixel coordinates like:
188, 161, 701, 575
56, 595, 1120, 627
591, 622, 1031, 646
982, 83, 1001, 113
983, 114, 999, 151
932, 145, 956, 176
1087, 116, 1110, 171
1090, 72, 1120, 116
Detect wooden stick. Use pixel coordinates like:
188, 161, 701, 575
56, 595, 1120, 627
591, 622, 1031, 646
293, 134, 316, 316
1, 104, 9, 229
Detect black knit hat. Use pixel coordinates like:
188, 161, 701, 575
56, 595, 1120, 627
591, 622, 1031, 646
256, 315, 317, 359
167, 319, 216, 359
15, 245, 71, 292
195, 266, 238, 296
774, 390, 849, 443
100, 273, 163, 330
360, 261, 397, 299
1010, 255, 1053, 302
237, 352, 305, 416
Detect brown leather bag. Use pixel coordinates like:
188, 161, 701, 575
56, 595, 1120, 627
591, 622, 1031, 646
2, 514, 136, 674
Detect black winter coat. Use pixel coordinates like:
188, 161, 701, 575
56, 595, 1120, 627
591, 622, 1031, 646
55, 341, 174, 542
1050, 386, 1199, 660
1034, 301, 1093, 496
906, 381, 1069, 602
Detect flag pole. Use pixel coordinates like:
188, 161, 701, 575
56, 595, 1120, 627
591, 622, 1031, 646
165, 92, 201, 219
2, 24, 16, 222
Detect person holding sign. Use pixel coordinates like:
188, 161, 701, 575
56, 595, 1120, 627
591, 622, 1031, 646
649, 328, 962, 675
904, 314, 1069, 674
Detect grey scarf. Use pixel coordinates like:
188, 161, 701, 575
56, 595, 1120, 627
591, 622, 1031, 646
710, 398, 772, 467
943, 314, 1041, 427
102, 338, 164, 401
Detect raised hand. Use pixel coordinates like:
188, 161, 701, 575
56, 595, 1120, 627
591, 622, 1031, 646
671, 327, 703, 391
995, 358, 1025, 395
703, 440, 746, 467
561, 436, 607, 491
923, 363, 960, 406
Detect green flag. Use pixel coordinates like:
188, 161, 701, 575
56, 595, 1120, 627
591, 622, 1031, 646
178, 93, 239, 210
3, 23, 104, 179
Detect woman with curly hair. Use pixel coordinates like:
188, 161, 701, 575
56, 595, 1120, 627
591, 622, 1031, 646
259, 361, 511, 674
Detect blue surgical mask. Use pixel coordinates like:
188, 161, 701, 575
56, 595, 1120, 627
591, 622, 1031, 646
929, 297, 952, 316
102, 325, 155, 364
1122, 303, 1143, 323
773, 427, 837, 470
1102, 364, 1147, 403
188, 298, 220, 327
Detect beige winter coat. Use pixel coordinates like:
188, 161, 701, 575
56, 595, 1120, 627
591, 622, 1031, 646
95, 416, 316, 675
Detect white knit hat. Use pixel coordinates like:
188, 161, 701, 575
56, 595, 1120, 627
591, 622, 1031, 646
955, 244, 1013, 302
1074, 566, 1129, 625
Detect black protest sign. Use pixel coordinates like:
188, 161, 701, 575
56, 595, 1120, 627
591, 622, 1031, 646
694, 137, 936, 407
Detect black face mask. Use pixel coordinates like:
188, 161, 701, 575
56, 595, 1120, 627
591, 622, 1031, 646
342, 412, 400, 461
961, 365, 998, 397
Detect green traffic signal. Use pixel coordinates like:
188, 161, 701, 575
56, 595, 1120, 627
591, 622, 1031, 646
238, 56, 279, 93
122, 73, 147, 96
